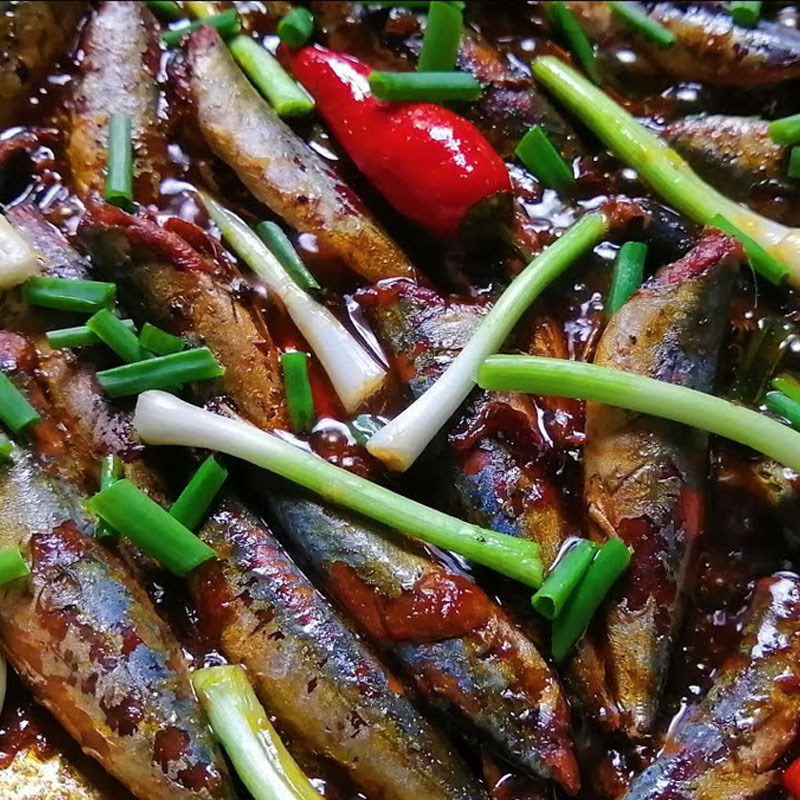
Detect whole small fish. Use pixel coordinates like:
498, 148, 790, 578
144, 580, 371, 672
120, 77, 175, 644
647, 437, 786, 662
180, 25, 416, 284
577, 231, 741, 739
623, 572, 800, 799
566, 1, 800, 85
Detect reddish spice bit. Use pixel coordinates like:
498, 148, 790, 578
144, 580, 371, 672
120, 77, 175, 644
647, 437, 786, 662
290, 45, 511, 239
786, 759, 800, 798
153, 726, 190, 771
178, 762, 228, 796
660, 231, 743, 285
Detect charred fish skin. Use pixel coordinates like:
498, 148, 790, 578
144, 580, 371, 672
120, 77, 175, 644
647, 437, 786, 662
580, 232, 741, 739
566, 1, 800, 86
623, 572, 800, 800
0, 1, 85, 126
181, 25, 416, 284
193, 496, 486, 800
66, 1, 165, 201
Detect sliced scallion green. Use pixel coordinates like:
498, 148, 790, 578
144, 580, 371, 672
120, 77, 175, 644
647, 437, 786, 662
772, 373, 800, 405
769, 113, 800, 147
418, 1, 463, 72
545, 2, 600, 83
277, 7, 314, 48
369, 70, 482, 102
789, 147, 800, 180
609, 2, 676, 47
162, 9, 241, 47
0, 373, 39, 435
170, 455, 228, 530
729, 0, 762, 27
145, 0, 182, 19
0, 548, 30, 585
47, 319, 137, 350
515, 125, 574, 191
96, 454, 124, 539
23, 277, 116, 314
281, 352, 315, 433
765, 390, 800, 430
607, 241, 646, 315
139, 322, 185, 356
531, 539, 597, 621
105, 113, 133, 210
86, 308, 145, 363
710, 213, 789, 287
86, 479, 216, 575
0, 435, 13, 462
255, 222, 319, 292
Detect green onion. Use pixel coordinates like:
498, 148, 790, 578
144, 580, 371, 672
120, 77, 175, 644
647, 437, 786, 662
551, 537, 630, 661
86, 479, 216, 575
86, 309, 145, 363
255, 222, 320, 292
609, 2, 676, 47
0, 215, 39, 290
281, 352, 315, 433
729, 0, 762, 27
773, 373, 800, 405
192, 666, 323, 800
515, 125, 574, 191
366, 211, 608, 471
139, 322, 185, 356
104, 113, 133, 210
96, 454, 124, 539
145, 0, 182, 18
607, 241, 646, 315
418, 1, 462, 72
347, 414, 386, 446
730, 318, 793, 404
23, 277, 116, 314
0, 435, 13, 462
369, 71, 482, 102
47, 319, 137, 350
0, 372, 39, 435
170, 455, 228, 530
277, 7, 314, 48
134, 391, 545, 586
765, 390, 800, 430
531, 539, 597, 621
477, 355, 800, 473
710, 213, 789, 286
769, 113, 800, 147
185, 0, 218, 17
369, 1, 465, 7
228, 36, 314, 118
789, 147, 800, 180
545, 2, 600, 84
96, 347, 225, 398
0, 548, 30, 585
162, 9, 241, 47
531, 56, 800, 289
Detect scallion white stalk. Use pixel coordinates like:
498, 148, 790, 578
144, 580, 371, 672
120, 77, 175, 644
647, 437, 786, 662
366, 211, 609, 471
134, 390, 544, 586
0, 215, 39, 290
192, 665, 322, 800
531, 56, 800, 289
200, 193, 387, 412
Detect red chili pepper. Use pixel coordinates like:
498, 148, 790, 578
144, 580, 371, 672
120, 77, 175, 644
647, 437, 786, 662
291, 45, 511, 239
786, 758, 800, 797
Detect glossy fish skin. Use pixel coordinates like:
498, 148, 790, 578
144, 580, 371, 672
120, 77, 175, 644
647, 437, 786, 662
182, 25, 415, 284
623, 572, 800, 800
193, 497, 484, 800
66, 1, 165, 200
580, 232, 740, 739
663, 115, 791, 202
566, 1, 800, 86
0, 1, 85, 126
0, 441, 233, 800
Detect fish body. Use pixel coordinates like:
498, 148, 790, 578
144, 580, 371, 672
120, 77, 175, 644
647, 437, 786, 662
623, 572, 800, 799
579, 232, 740, 738
182, 26, 415, 283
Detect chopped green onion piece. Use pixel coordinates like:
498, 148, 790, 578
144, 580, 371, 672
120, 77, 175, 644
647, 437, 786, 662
170, 455, 228, 530
134, 391, 545, 587
551, 537, 630, 661
607, 241, 646, 315
790, 147, 800, 180
710, 214, 789, 286
228, 36, 314, 118
515, 125, 574, 191
0, 435, 13, 462
545, 2, 600, 84
770, 113, 800, 147
477, 354, 800, 473
531, 56, 800, 289
730, 318, 793, 404
96, 454, 124, 539
729, 0, 762, 27
86, 308, 145, 363
765, 390, 800, 430
23, 277, 116, 314
609, 2, 676, 46
369, 71, 482, 102
0, 372, 39, 435
192, 666, 324, 800
86, 479, 216, 575
369, 1, 465, 7
162, 9, 241, 47
281, 352, 315, 433
531, 539, 597, 621
277, 7, 314, 48
773, 373, 800, 405
367, 211, 608, 471
0, 215, 39, 290
96, 348, 225, 398
139, 322, 185, 356
347, 414, 386, 447
0, 548, 30, 585
255, 222, 319, 292
145, 0, 182, 19
104, 113, 133, 209
47, 319, 137, 350
418, 1, 462, 72
185, 0, 218, 18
